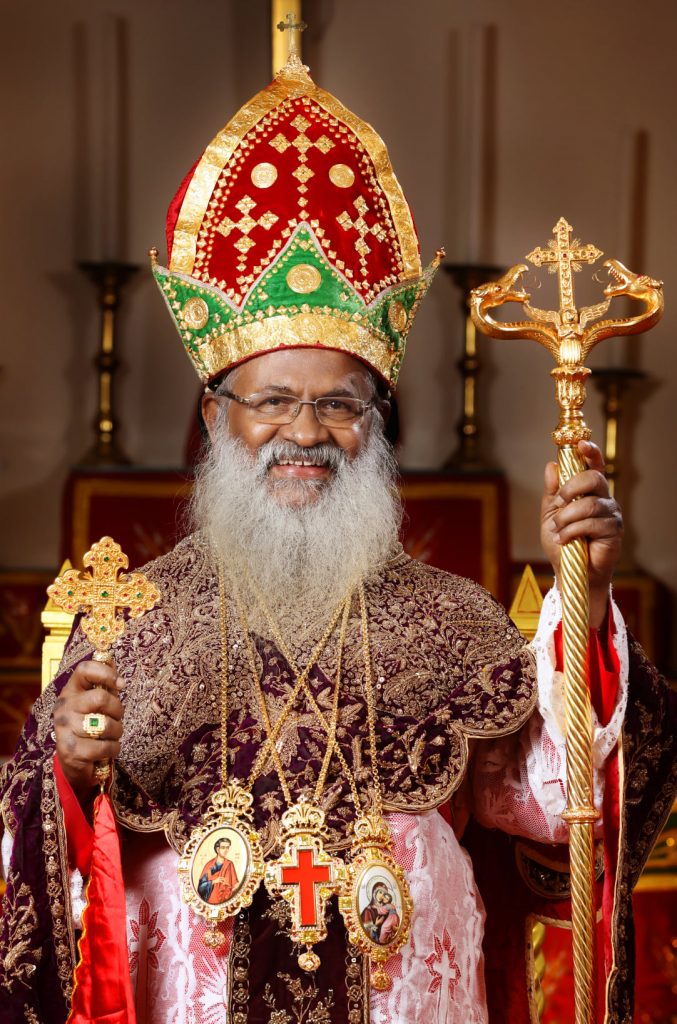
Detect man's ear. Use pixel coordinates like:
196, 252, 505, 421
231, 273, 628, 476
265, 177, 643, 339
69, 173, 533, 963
201, 392, 222, 442
376, 398, 392, 425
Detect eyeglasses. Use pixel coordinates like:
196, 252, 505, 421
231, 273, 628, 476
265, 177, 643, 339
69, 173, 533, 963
218, 389, 375, 426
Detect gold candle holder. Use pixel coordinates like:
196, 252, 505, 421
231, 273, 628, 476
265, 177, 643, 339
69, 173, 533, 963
470, 218, 663, 1024
78, 260, 139, 466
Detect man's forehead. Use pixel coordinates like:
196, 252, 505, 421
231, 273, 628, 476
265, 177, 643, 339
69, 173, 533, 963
230, 349, 373, 392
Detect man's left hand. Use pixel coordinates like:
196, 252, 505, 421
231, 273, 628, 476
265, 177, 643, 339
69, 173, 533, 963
541, 440, 623, 628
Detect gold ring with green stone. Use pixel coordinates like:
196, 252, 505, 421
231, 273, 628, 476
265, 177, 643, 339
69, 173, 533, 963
82, 713, 107, 739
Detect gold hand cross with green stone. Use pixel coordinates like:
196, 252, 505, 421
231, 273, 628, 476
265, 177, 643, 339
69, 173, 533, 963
47, 536, 160, 653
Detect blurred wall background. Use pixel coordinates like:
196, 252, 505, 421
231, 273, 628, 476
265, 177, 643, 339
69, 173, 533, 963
1, 0, 675, 666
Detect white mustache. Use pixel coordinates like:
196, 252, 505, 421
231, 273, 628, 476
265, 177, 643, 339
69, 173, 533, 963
257, 441, 347, 472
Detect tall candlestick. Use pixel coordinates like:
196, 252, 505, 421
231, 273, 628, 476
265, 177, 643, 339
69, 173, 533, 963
616, 129, 649, 368
457, 24, 496, 264
97, 14, 130, 261
78, 261, 138, 466
443, 262, 502, 470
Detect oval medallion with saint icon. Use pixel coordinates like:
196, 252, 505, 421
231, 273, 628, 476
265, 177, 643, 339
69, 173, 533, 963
177, 785, 266, 946
339, 845, 413, 989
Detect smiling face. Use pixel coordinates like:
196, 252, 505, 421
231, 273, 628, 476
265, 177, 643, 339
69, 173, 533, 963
193, 346, 401, 640
202, 349, 384, 507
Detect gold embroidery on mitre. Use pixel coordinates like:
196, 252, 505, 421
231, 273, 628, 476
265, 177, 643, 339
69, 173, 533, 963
154, 242, 442, 389
329, 163, 355, 188
286, 264, 322, 294
216, 196, 279, 246
182, 296, 209, 330
202, 313, 396, 383
251, 162, 278, 188
292, 164, 315, 185
270, 132, 291, 154
337, 196, 388, 277
169, 67, 422, 281
388, 300, 408, 332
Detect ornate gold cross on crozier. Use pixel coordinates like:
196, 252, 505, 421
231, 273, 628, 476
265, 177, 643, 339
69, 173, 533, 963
527, 218, 601, 315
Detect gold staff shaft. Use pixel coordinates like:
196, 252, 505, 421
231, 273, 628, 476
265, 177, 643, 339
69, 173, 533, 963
558, 444, 597, 1024
551, 357, 599, 1024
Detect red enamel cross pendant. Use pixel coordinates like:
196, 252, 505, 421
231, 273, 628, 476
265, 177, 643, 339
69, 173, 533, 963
265, 799, 344, 972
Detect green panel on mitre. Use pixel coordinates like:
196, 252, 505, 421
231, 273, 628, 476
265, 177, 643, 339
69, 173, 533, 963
153, 264, 236, 375
243, 225, 364, 320
368, 283, 421, 353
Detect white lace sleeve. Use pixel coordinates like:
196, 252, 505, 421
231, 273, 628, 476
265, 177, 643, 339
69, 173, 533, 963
471, 585, 628, 843
70, 868, 86, 928
1, 830, 12, 881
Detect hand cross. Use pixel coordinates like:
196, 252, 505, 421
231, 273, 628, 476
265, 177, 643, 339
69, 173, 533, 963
47, 536, 160, 653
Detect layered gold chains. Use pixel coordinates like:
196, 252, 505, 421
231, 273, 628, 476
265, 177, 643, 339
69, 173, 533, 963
179, 564, 413, 986
245, 578, 413, 986
178, 566, 267, 947
231, 579, 350, 805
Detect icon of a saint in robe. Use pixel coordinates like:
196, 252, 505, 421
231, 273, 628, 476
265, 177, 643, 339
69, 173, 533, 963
197, 836, 239, 905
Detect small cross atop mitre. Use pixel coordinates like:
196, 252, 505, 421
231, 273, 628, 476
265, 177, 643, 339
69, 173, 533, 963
47, 536, 160, 653
277, 10, 307, 58
276, 9, 308, 77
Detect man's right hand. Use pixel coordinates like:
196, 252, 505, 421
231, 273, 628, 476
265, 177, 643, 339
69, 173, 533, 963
53, 660, 125, 801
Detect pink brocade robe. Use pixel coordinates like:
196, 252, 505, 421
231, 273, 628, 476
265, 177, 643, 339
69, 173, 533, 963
1, 533, 675, 1024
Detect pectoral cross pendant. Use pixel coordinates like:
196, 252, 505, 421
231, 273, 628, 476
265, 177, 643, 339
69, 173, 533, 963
264, 800, 344, 971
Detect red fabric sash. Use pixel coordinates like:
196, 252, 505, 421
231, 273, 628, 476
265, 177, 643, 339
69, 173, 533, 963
66, 789, 136, 1024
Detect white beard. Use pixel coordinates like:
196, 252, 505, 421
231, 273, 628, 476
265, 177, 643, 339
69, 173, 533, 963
190, 424, 402, 647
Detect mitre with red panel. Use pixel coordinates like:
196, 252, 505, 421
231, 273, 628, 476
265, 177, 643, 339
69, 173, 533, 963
152, 53, 442, 389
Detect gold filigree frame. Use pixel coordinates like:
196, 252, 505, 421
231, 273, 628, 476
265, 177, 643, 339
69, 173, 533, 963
264, 836, 344, 951
177, 785, 265, 929
338, 821, 413, 990
264, 802, 344, 954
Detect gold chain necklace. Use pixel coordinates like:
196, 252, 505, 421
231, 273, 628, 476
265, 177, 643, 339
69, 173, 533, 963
245, 581, 363, 811
180, 566, 413, 985
233, 577, 352, 973
335, 581, 414, 991
250, 579, 413, 989
177, 565, 267, 948
231, 579, 349, 805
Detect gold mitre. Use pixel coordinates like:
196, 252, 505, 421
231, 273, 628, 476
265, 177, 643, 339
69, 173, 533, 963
152, 53, 442, 389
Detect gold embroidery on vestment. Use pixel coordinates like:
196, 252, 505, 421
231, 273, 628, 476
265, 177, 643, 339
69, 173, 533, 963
41, 761, 75, 1000
0, 878, 40, 990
